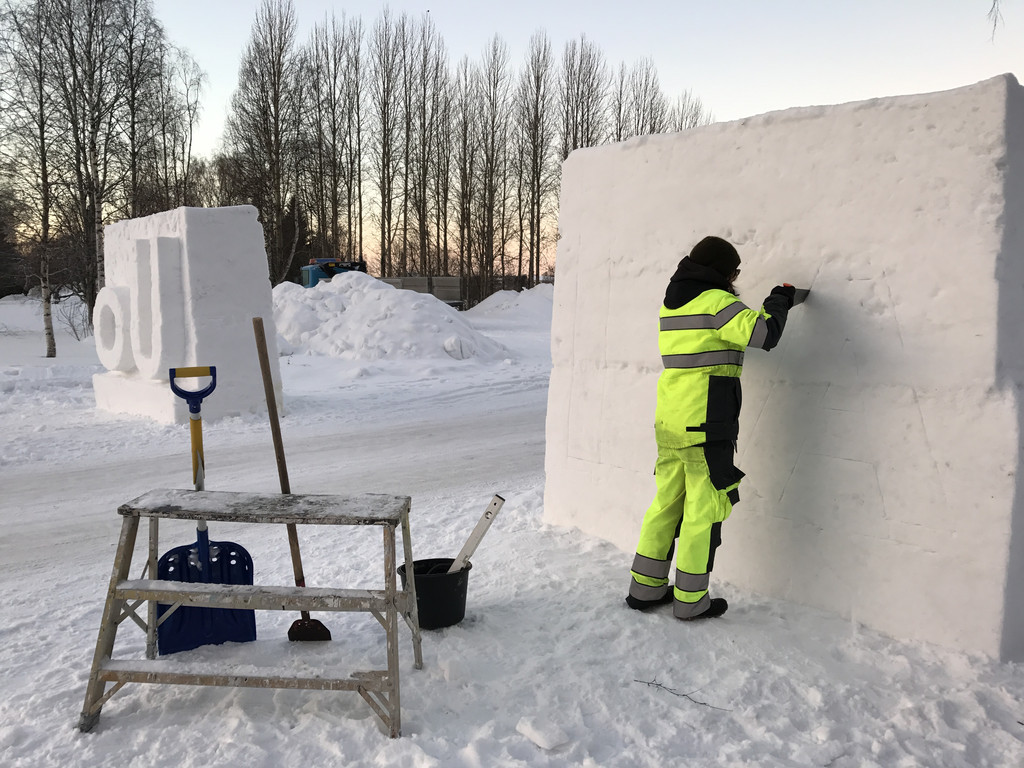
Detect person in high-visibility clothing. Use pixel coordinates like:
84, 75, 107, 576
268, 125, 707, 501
627, 235, 797, 620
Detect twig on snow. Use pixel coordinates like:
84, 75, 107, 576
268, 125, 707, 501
634, 678, 732, 711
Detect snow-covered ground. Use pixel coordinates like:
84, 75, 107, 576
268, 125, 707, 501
2, 282, 1023, 767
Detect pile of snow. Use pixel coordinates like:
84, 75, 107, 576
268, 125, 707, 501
469, 282, 554, 327
0, 293, 87, 337
273, 272, 508, 361
0, 294, 100, 406
0, 294, 43, 332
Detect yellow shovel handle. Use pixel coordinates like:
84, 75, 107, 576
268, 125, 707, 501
173, 366, 213, 379
189, 413, 205, 490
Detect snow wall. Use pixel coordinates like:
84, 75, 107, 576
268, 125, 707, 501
93, 206, 282, 424
544, 74, 1024, 661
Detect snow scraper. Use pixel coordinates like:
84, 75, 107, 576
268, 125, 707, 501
156, 366, 257, 655
784, 284, 810, 306
252, 317, 332, 642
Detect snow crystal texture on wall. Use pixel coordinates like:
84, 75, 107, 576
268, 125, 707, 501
544, 74, 1024, 661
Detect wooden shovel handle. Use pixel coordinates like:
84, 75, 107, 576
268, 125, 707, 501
253, 317, 310, 617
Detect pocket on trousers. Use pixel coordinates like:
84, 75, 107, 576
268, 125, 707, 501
702, 441, 745, 492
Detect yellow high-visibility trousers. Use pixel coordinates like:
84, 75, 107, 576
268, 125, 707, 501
629, 443, 737, 618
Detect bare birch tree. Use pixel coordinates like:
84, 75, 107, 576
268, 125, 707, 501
117, 0, 160, 218
147, 41, 203, 210
475, 35, 512, 297
452, 55, 477, 293
515, 30, 555, 286
301, 12, 365, 261
396, 13, 414, 275
225, 0, 302, 284
343, 16, 365, 261
409, 13, 445, 275
0, 0, 57, 354
558, 34, 607, 160
667, 89, 713, 131
368, 8, 402, 277
301, 18, 338, 259
627, 57, 668, 136
48, 0, 130, 311
607, 60, 713, 140
608, 61, 629, 143
431, 53, 454, 277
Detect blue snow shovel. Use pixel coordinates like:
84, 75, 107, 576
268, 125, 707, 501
156, 366, 257, 655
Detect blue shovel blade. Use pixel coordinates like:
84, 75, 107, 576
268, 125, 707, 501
156, 535, 257, 656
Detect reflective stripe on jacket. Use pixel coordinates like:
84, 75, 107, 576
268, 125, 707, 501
655, 289, 778, 448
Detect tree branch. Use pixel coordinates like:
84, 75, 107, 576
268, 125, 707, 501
634, 678, 732, 712
989, 1, 1004, 38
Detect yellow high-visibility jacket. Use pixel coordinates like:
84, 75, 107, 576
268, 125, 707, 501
655, 288, 788, 449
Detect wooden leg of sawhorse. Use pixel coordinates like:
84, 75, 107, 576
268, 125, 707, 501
384, 525, 402, 737
400, 510, 423, 670
146, 517, 158, 660
78, 514, 140, 732
365, 516, 422, 738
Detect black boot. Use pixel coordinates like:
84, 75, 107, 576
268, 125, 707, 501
681, 597, 728, 621
625, 590, 673, 611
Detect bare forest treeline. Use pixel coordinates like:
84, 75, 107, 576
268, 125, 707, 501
0, 0, 712, 356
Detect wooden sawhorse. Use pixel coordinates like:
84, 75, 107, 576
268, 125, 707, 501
78, 488, 423, 738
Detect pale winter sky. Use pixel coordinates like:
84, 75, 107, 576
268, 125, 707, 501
151, 0, 1024, 157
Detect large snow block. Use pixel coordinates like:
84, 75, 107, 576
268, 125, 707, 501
93, 206, 282, 424
544, 74, 1024, 660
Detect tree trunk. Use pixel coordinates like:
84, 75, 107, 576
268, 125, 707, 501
41, 248, 55, 358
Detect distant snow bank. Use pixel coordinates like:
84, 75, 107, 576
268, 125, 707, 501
274, 271, 551, 361
0, 294, 43, 331
469, 283, 554, 322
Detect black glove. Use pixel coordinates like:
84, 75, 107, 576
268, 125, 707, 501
770, 284, 796, 309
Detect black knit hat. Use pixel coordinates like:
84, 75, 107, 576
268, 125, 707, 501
688, 236, 740, 278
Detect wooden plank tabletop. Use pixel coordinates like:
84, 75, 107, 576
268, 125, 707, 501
118, 488, 411, 525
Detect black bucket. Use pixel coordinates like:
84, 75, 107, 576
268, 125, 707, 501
398, 557, 472, 630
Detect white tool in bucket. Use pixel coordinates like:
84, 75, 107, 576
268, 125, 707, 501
449, 494, 505, 573
399, 494, 506, 630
